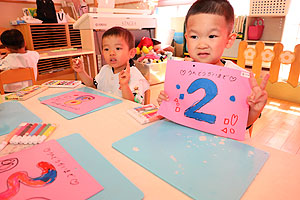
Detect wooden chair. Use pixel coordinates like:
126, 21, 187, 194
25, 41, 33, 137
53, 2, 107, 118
0, 68, 36, 94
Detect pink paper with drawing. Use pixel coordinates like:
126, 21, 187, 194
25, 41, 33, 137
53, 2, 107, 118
158, 60, 251, 140
41, 90, 115, 115
0, 140, 103, 200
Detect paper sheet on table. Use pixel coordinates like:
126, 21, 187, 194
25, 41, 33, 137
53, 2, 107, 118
41, 90, 115, 115
0, 140, 103, 199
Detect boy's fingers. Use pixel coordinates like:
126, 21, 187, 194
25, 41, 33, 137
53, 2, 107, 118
249, 72, 259, 89
260, 73, 270, 90
126, 64, 130, 73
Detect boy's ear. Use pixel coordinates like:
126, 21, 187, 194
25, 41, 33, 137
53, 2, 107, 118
129, 47, 136, 58
184, 32, 188, 41
225, 32, 237, 49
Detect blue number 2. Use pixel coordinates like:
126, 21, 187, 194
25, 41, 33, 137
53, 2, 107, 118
184, 78, 218, 124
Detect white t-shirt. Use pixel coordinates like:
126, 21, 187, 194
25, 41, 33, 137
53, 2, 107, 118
0, 50, 40, 92
94, 65, 150, 103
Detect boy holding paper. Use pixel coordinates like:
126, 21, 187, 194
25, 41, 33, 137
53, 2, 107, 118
157, 0, 269, 129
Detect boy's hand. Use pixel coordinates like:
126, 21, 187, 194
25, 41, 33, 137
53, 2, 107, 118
119, 64, 130, 88
157, 90, 169, 106
247, 72, 269, 112
72, 58, 84, 73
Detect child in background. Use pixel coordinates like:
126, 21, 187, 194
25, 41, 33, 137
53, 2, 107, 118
0, 29, 39, 92
72, 26, 149, 104
157, 0, 269, 128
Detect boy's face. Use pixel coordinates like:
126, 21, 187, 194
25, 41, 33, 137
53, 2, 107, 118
185, 13, 236, 66
102, 35, 136, 73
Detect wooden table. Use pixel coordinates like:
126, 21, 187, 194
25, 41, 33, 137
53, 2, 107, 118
1, 87, 300, 200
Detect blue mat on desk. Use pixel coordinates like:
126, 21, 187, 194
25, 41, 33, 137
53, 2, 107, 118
57, 134, 143, 200
0, 101, 42, 136
38, 87, 122, 120
113, 120, 269, 200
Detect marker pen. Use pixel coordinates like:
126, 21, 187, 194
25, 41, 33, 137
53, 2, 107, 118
23, 123, 42, 144
33, 124, 51, 144
28, 123, 47, 144
10, 123, 29, 144
15, 124, 32, 144
20, 123, 38, 144
38, 125, 56, 143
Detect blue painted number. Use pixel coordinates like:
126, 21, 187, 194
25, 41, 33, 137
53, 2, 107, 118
184, 78, 218, 124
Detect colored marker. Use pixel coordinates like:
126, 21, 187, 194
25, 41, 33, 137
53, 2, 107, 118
24, 123, 38, 136
23, 124, 42, 144
20, 123, 38, 144
33, 124, 51, 144
38, 125, 57, 143
15, 124, 33, 144
0, 123, 25, 151
28, 123, 47, 144
10, 123, 29, 144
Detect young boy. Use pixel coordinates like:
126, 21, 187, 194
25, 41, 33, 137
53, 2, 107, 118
72, 26, 149, 103
157, 0, 269, 128
0, 29, 39, 92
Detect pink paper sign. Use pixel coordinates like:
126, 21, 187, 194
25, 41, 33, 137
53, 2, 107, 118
0, 140, 103, 199
41, 90, 115, 115
158, 60, 251, 140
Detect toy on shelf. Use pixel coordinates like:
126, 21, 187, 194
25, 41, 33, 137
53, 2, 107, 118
135, 37, 173, 64
136, 37, 153, 55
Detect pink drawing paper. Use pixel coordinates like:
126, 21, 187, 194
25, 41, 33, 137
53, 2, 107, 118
41, 90, 115, 115
0, 140, 103, 200
157, 60, 251, 140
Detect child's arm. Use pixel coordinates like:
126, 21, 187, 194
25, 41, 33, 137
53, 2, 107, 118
247, 73, 270, 127
72, 58, 95, 88
119, 65, 134, 101
157, 90, 169, 106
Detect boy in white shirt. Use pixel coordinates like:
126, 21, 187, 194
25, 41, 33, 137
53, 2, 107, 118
157, 0, 269, 129
72, 26, 149, 104
0, 29, 40, 92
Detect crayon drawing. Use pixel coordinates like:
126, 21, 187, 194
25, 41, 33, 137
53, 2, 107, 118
0, 160, 57, 199
158, 60, 252, 140
41, 90, 115, 115
0, 140, 103, 200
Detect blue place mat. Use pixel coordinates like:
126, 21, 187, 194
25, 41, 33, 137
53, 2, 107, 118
38, 87, 122, 120
113, 120, 269, 200
57, 134, 144, 200
0, 101, 42, 136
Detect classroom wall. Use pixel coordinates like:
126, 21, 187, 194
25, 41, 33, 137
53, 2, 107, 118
0, 0, 76, 28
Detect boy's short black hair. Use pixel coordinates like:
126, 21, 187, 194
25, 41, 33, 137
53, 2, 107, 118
0, 29, 25, 50
102, 26, 135, 49
185, 0, 235, 33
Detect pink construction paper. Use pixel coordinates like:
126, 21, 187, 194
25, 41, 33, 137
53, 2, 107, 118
41, 90, 115, 115
0, 140, 103, 200
158, 60, 251, 140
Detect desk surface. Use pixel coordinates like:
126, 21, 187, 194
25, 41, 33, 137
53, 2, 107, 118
1, 87, 300, 200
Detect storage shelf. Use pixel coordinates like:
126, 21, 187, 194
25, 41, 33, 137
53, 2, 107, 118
245, 40, 280, 44
16, 23, 95, 82
244, 16, 285, 45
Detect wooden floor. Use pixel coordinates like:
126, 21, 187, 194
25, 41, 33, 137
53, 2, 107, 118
149, 83, 300, 156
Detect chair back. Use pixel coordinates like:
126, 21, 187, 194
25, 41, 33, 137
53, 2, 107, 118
0, 68, 36, 94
